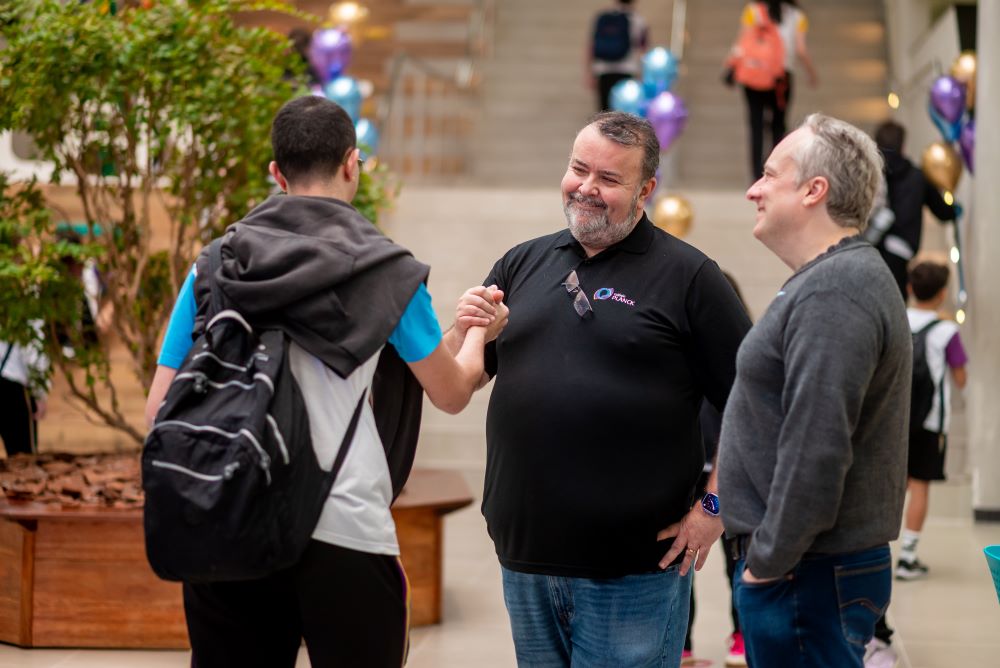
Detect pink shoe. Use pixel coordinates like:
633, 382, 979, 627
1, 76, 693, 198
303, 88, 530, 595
681, 649, 696, 666
725, 632, 747, 666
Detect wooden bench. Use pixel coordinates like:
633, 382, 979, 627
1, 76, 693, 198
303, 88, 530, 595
0, 468, 473, 648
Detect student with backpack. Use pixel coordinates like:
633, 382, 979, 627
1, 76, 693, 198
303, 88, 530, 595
143, 95, 507, 668
588, 0, 649, 111
898, 260, 968, 579
726, 0, 818, 181
863, 260, 968, 668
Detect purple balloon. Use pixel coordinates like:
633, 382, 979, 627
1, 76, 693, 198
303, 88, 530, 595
308, 28, 352, 84
646, 92, 688, 152
930, 76, 966, 124
959, 119, 975, 174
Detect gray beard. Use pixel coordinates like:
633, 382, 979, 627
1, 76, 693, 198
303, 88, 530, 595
563, 189, 642, 250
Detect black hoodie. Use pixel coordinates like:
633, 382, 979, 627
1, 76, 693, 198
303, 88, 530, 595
879, 149, 956, 254
192, 194, 430, 497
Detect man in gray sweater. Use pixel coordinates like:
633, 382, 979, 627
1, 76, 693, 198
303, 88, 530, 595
717, 113, 911, 667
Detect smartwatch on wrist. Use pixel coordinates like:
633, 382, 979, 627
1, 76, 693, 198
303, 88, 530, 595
701, 491, 720, 517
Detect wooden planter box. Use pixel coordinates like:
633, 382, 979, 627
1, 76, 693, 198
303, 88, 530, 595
0, 468, 472, 648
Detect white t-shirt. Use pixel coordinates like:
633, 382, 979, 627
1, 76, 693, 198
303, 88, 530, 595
290, 344, 400, 555
908, 308, 960, 433
0, 322, 48, 397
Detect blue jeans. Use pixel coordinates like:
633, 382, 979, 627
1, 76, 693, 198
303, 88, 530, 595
734, 545, 892, 668
501, 566, 692, 668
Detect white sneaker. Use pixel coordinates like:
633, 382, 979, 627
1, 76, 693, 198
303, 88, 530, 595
864, 638, 898, 668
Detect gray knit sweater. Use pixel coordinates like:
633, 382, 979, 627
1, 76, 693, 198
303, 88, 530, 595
717, 236, 911, 578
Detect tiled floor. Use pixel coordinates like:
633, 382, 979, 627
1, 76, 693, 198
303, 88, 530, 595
1, 475, 998, 667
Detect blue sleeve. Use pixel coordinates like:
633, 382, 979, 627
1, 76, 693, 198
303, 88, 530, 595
387, 283, 443, 362
157, 268, 198, 369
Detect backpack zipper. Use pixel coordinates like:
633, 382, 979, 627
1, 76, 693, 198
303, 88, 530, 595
150, 460, 241, 481
266, 414, 290, 465
153, 421, 272, 485
174, 372, 274, 394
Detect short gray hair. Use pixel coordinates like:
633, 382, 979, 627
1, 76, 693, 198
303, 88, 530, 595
794, 114, 883, 230
587, 111, 660, 183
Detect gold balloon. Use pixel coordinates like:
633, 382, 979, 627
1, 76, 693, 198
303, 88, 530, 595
921, 141, 963, 192
950, 51, 977, 110
653, 195, 693, 238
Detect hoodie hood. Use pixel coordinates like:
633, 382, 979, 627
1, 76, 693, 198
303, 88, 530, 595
196, 194, 430, 377
881, 148, 913, 182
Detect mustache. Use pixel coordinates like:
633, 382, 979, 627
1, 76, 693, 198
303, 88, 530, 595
567, 193, 607, 209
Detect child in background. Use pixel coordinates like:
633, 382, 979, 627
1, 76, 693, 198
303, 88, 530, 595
865, 260, 967, 668
897, 260, 968, 580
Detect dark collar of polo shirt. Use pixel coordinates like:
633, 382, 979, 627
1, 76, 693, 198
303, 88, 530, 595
554, 213, 656, 260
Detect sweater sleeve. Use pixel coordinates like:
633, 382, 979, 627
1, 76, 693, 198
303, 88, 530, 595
923, 176, 957, 222
746, 291, 881, 578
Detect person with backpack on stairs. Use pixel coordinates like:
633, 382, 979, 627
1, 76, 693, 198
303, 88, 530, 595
588, 0, 649, 112
143, 95, 508, 668
727, 0, 818, 182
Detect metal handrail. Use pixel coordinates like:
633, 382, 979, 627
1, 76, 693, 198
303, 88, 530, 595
888, 59, 941, 98
670, 0, 687, 61
375, 51, 476, 136
374, 0, 493, 173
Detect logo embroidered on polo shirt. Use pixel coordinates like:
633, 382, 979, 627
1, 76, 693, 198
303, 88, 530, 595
593, 287, 636, 307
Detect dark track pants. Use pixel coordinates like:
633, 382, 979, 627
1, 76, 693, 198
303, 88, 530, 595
0, 377, 37, 456
184, 540, 410, 668
743, 73, 794, 182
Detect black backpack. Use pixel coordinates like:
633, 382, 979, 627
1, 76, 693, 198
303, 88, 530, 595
592, 11, 631, 62
142, 239, 365, 583
910, 319, 944, 433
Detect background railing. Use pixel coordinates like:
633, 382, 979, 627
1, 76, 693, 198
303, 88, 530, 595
374, 0, 492, 181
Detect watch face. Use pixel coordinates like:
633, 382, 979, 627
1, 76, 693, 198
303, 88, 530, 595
702, 493, 720, 516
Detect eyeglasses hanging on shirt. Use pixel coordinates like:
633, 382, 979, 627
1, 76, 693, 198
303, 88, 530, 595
562, 270, 593, 318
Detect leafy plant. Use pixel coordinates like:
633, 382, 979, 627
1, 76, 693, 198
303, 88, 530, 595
0, 0, 397, 445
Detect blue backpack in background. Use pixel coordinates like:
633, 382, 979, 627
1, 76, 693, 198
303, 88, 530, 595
592, 11, 631, 62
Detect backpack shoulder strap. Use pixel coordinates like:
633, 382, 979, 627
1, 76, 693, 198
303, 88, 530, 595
325, 389, 368, 482
206, 237, 228, 320
0, 343, 14, 376
754, 2, 770, 26
914, 319, 941, 337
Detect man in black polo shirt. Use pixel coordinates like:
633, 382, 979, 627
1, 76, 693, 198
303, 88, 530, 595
445, 112, 750, 666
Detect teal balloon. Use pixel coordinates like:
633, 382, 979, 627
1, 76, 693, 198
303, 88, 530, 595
324, 76, 362, 123
928, 101, 961, 143
609, 79, 647, 117
642, 47, 678, 97
355, 118, 379, 158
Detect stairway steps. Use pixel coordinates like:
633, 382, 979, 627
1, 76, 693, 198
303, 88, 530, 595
674, 0, 887, 188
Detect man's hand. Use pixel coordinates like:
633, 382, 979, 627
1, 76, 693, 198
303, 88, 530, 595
454, 285, 504, 339
656, 506, 725, 577
484, 297, 509, 343
741, 567, 780, 585
34, 398, 48, 420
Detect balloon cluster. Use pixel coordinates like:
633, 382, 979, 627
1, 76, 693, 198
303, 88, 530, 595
307, 27, 380, 157
925, 50, 976, 189
609, 47, 687, 153
922, 50, 976, 312
607, 48, 693, 238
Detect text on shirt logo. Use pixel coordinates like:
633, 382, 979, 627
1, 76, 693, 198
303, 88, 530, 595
593, 287, 636, 306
